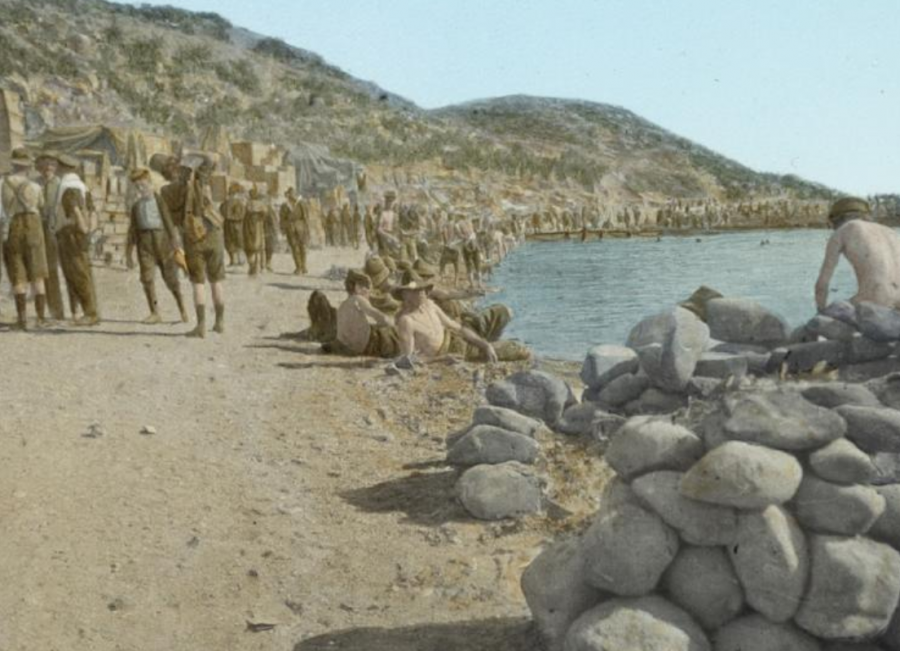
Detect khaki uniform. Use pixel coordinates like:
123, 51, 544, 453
243, 197, 268, 275
280, 199, 309, 273
2, 174, 48, 286
128, 193, 182, 294
39, 176, 65, 318
221, 195, 246, 264
263, 200, 278, 270
55, 183, 98, 318
163, 178, 225, 285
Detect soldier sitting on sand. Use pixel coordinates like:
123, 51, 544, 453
394, 270, 531, 363
324, 269, 399, 358
816, 197, 900, 315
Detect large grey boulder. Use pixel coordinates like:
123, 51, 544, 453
767, 340, 848, 374
873, 453, 900, 484
564, 595, 710, 651
657, 308, 710, 393
605, 416, 705, 481
631, 471, 738, 546
870, 485, 900, 548
718, 388, 846, 451
806, 314, 860, 342
714, 615, 821, 651
486, 370, 576, 426
801, 383, 882, 409
809, 438, 878, 484
637, 343, 664, 379
706, 297, 790, 347
627, 307, 697, 349
792, 474, 885, 535
729, 506, 808, 623
447, 425, 540, 466
521, 538, 604, 651
581, 499, 679, 596
845, 335, 896, 364
591, 373, 650, 408
835, 405, 900, 454
581, 345, 639, 389
885, 607, 900, 651
590, 413, 627, 443
471, 405, 542, 438
823, 643, 885, 651
867, 372, 900, 409
856, 301, 900, 342
680, 441, 804, 509
456, 462, 543, 520
693, 352, 748, 379
795, 535, 900, 639
556, 403, 617, 437
628, 387, 687, 415
663, 546, 744, 631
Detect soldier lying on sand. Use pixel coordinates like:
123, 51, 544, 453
816, 197, 900, 314
324, 269, 399, 358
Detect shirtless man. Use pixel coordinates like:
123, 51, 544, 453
331, 269, 398, 358
376, 190, 399, 256
815, 197, 900, 311
394, 270, 498, 363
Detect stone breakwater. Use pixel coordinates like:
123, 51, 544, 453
439, 293, 900, 650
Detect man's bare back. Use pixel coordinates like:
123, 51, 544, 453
816, 220, 900, 310
397, 299, 449, 357
336, 294, 390, 354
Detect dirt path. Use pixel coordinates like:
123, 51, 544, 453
0, 247, 611, 651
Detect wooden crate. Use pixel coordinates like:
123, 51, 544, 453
231, 141, 270, 167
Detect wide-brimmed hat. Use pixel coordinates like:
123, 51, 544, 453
390, 270, 434, 300
129, 167, 151, 183
35, 150, 60, 165
10, 147, 32, 167
54, 153, 80, 170
345, 268, 371, 291
384, 189, 397, 199
149, 153, 178, 175
363, 256, 392, 287
828, 197, 870, 222
396, 259, 413, 273
412, 259, 438, 279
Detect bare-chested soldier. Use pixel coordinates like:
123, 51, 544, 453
815, 197, 900, 312
330, 269, 399, 358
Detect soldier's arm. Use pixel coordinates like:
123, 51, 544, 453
358, 296, 391, 327
435, 305, 497, 362
397, 315, 416, 357
815, 231, 844, 310
157, 193, 182, 250
126, 204, 137, 268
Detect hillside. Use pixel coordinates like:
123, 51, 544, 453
0, 0, 837, 211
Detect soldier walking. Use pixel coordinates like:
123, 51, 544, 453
243, 185, 267, 276
1, 149, 49, 329
221, 182, 246, 267
263, 188, 279, 272
126, 167, 187, 323
35, 153, 65, 320
279, 188, 309, 275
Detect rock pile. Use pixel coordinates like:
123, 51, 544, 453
520, 385, 900, 651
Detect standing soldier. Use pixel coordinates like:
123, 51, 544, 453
280, 188, 308, 275
340, 202, 353, 248
363, 204, 376, 250
221, 182, 246, 267
263, 188, 279, 272
350, 202, 362, 250
1, 149, 49, 329
158, 155, 226, 337
243, 185, 266, 276
126, 167, 187, 324
398, 204, 421, 263
376, 190, 398, 256
35, 153, 65, 320
324, 206, 339, 247
54, 154, 100, 326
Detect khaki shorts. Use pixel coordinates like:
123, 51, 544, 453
3, 212, 48, 285
136, 230, 179, 286
185, 227, 225, 284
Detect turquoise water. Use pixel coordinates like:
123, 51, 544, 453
484, 230, 858, 360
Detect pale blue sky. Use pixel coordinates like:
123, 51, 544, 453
130, 0, 899, 195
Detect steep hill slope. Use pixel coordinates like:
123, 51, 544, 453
0, 0, 836, 209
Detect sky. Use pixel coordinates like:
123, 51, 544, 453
128, 0, 900, 195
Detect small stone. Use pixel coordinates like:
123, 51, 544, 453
485, 370, 576, 426
856, 301, 900, 342
809, 438, 878, 484
694, 352, 748, 379
605, 416, 705, 481
471, 405, 542, 438
580, 345, 639, 390
521, 538, 605, 651
564, 595, 710, 651
627, 307, 697, 349
836, 405, 900, 453
792, 474, 885, 535
631, 471, 737, 546
663, 546, 744, 631
447, 426, 540, 466
801, 383, 882, 409
867, 372, 900, 409
795, 535, 900, 639
680, 441, 803, 509
715, 615, 821, 651
456, 462, 543, 520
592, 373, 650, 408
706, 297, 790, 347
872, 452, 900, 484
729, 506, 808, 623
581, 499, 679, 596
139, 425, 157, 435
719, 388, 846, 451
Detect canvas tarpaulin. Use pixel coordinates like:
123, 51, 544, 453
32, 125, 132, 165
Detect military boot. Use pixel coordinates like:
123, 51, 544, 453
13, 294, 27, 331
186, 305, 206, 338
213, 304, 225, 334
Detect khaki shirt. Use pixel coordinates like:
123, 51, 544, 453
2, 174, 43, 216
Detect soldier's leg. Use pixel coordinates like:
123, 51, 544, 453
158, 254, 187, 322
72, 233, 99, 324
5, 235, 28, 329
208, 230, 226, 334
298, 240, 308, 274
42, 222, 65, 319
184, 240, 207, 338
142, 281, 161, 324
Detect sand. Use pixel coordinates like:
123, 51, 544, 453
0, 246, 609, 651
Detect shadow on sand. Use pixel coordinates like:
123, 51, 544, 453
340, 469, 472, 526
267, 282, 331, 292
294, 617, 539, 651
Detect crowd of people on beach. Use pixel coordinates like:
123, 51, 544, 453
0, 147, 531, 363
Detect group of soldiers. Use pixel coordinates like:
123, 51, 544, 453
1, 148, 100, 330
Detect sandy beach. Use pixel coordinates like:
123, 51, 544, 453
0, 246, 609, 651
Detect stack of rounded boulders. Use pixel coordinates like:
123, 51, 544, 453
521, 383, 900, 651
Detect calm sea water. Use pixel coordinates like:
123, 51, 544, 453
483, 230, 858, 360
